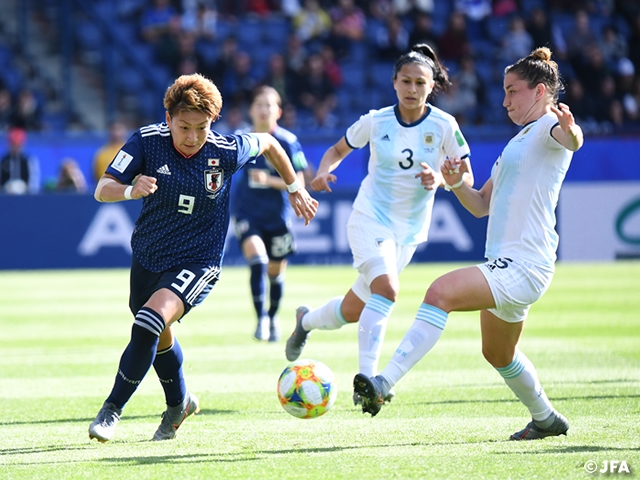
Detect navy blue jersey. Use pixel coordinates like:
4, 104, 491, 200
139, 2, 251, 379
231, 126, 308, 230
106, 122, 261, 272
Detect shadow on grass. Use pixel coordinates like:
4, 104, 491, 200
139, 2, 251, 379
0, 444, 96, 455
96, 442, 640, 466
5, 441, 638, 466
447, 378, 640, 389
413, 393, 640, 407
0, 408, 236, 427
2, 442, 429, 466
494, 445, 640, 454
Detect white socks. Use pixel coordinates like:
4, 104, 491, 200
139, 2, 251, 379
496, 350, 553, 422
301, 297, 348, 331
379, 303, 447, 387
358, 294, 394, 377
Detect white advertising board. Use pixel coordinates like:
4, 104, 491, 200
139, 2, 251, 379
559, 182, 640, 261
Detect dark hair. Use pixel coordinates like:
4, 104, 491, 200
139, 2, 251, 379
505, 47, 564, 103
252, 85, 282, 107
393, 44, 450, 93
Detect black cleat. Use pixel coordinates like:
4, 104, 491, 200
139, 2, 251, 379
353, 373, 386, 417
510, 412, 569, 440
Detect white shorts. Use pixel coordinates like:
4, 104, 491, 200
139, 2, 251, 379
477, 257, 554, 323
347, 210, 417, 302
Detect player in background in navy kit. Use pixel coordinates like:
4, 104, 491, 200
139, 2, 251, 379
88, 73, 318, 443
232, 86, 310, 343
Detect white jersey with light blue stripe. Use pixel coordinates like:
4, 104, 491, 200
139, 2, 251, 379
345, 104, 470, 245
486, 112, 573, 268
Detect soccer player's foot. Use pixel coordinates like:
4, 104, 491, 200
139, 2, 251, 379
285, 306, 310, 361
510, 411, 569, 440
268, 316, 280, 343
253, 315, 270, 341
353, 388, 395, 406
353, 373, 386, 417
89, 401, 122, 443
152, 392, 200, 441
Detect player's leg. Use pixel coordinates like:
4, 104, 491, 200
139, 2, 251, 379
357, 272, 397, 378
241, 234, 269, 341
150, 263, 219, 440
283, 212, 359, 360
267, 259, 286, 342
355, 265, 494, 416
89, 289, 179, 443
285, 288, 362, 361
475, 259, 568, 440
356, 237, 421, 380
264, 226, 295, 342
153, 330, 185, 410
483, 310, 569, 440
89, 260, 168, 442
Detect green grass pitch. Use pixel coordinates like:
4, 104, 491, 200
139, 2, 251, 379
1, 262, 639, 479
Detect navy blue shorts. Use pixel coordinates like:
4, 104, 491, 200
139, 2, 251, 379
129, 256, 220, 317
232, 217, 296, 261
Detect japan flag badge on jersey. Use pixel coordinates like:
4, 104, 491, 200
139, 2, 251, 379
204, 169, 223, 197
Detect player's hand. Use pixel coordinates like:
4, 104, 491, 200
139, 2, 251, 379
310, 172, 337, 193
289, 188, 319, 226
415, 162, 441, 191
132, 175, 158, 199
441, 157, 466, 188
249, 169, 269, 186
550, 102, 576, 133
551, 102, 583, 151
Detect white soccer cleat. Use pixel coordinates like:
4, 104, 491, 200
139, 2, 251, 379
89, 402, 122, 443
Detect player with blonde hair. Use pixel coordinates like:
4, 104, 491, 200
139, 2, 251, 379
89, 73, 318, 443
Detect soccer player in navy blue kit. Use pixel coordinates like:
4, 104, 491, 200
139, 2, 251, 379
88, 73, 318, 443
232, 86, 310, 343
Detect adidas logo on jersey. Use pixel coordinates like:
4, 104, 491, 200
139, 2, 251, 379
156, 164, 171, 175
381, 134, 390, 141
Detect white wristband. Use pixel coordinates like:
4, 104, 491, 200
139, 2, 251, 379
123, 185, 133, 200
444, 179, 464, 192
286, 179, 301, 193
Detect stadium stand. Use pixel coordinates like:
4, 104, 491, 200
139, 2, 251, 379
0, 0, 638, 139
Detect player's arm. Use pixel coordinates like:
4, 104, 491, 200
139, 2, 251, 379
441, 159, 492, 218
253, 133, 318, 225
94, 173, 157, 203
550, 103, 584, 152
311, 136, 353, 193
249, 169, 305, 191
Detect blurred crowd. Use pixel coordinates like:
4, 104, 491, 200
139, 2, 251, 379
131, 0, 640, 136
0, 0, 639, 138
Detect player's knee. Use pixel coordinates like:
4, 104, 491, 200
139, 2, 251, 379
340, 298, 363, 323
423, 280, 450, 311
369, 275, 399, 303
482, 345, 513, 368
372, 283, 398, 302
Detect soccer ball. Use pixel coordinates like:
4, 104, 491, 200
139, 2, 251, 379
277, 359, 337, 419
